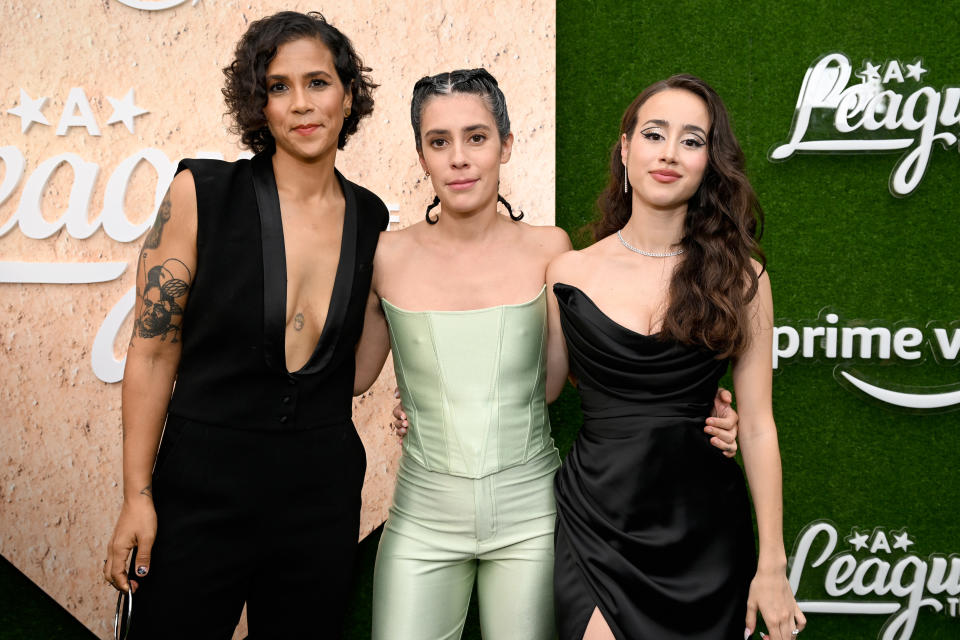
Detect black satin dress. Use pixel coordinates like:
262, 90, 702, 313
553, 284, 756, 640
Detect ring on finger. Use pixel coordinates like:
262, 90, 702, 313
791, 629, 800, 636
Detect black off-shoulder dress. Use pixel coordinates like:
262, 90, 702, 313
553, 283, 756, 640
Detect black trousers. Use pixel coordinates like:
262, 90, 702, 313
128, 415, 366, 639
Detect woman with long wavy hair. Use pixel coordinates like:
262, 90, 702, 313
546, 74, 806, 640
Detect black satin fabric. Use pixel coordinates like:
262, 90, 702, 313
252, 151, 358, 377
553, 283, 756, 640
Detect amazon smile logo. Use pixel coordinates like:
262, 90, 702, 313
774, 310, 960, 411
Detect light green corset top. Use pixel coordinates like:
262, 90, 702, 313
381, 286, 556, 479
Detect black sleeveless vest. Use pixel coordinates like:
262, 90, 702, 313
166, 152, 388, 430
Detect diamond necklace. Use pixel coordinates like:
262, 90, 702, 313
616, 230, 684, 258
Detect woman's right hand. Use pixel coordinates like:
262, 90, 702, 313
104, 496, 157, 593
391, 388, 408, 440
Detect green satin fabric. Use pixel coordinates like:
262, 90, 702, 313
372, 287, 559, 639
381, 286, 554, 478
372, 452, 558, 640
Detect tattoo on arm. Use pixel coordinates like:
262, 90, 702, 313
139, 484, 153, 498
294, 313, 305, 331
143, 193, 172, 250
134, 253, 192, 343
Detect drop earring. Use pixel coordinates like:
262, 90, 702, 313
623, 163, 629, 194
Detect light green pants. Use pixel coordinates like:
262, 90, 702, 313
372, 450, 559, 640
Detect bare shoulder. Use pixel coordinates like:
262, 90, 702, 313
376, 220, 427, 256
749, 257, 771, 290
517, 223, 572, 257
580, 233, 619, 256
511, 222, 573, 265
546, 247, 588, 285
170, 166, 195, 193
747, 258, 773, 314
167, 169, 197, 217
142, 170, 197, 251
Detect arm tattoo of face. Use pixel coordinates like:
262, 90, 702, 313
294, 312, 305, 331
143, 192, 172, 250
134, 254, 192, 342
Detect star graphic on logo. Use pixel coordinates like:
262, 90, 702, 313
857, 61, 882, 83
105, 89, 148, 134
6, 88, 50, 133
892, 529, 914, 552
846, 530, 869, 551
905, 60, 927, 82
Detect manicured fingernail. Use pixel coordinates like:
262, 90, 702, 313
394, 390, 400, 398
759, 633, 767, 639
136, 566, 147, 576
744, 630, 751, 640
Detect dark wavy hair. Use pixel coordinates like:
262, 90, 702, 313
222, 11, 377, 153
594, 74, 765, 358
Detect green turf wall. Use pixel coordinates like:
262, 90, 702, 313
555, 1, 960, 638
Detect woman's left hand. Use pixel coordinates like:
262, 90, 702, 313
745, 568, 806, 639
707, 387, 739, 458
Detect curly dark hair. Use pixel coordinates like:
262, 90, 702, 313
222, 11, 377, 152
593, 74, 766, 358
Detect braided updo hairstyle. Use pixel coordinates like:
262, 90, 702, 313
410, 68, 522, 223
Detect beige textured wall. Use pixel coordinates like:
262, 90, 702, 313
0, 0, 555, 637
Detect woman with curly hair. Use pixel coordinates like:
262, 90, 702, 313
546, 75, 806, 640
103, 11, 386, 638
